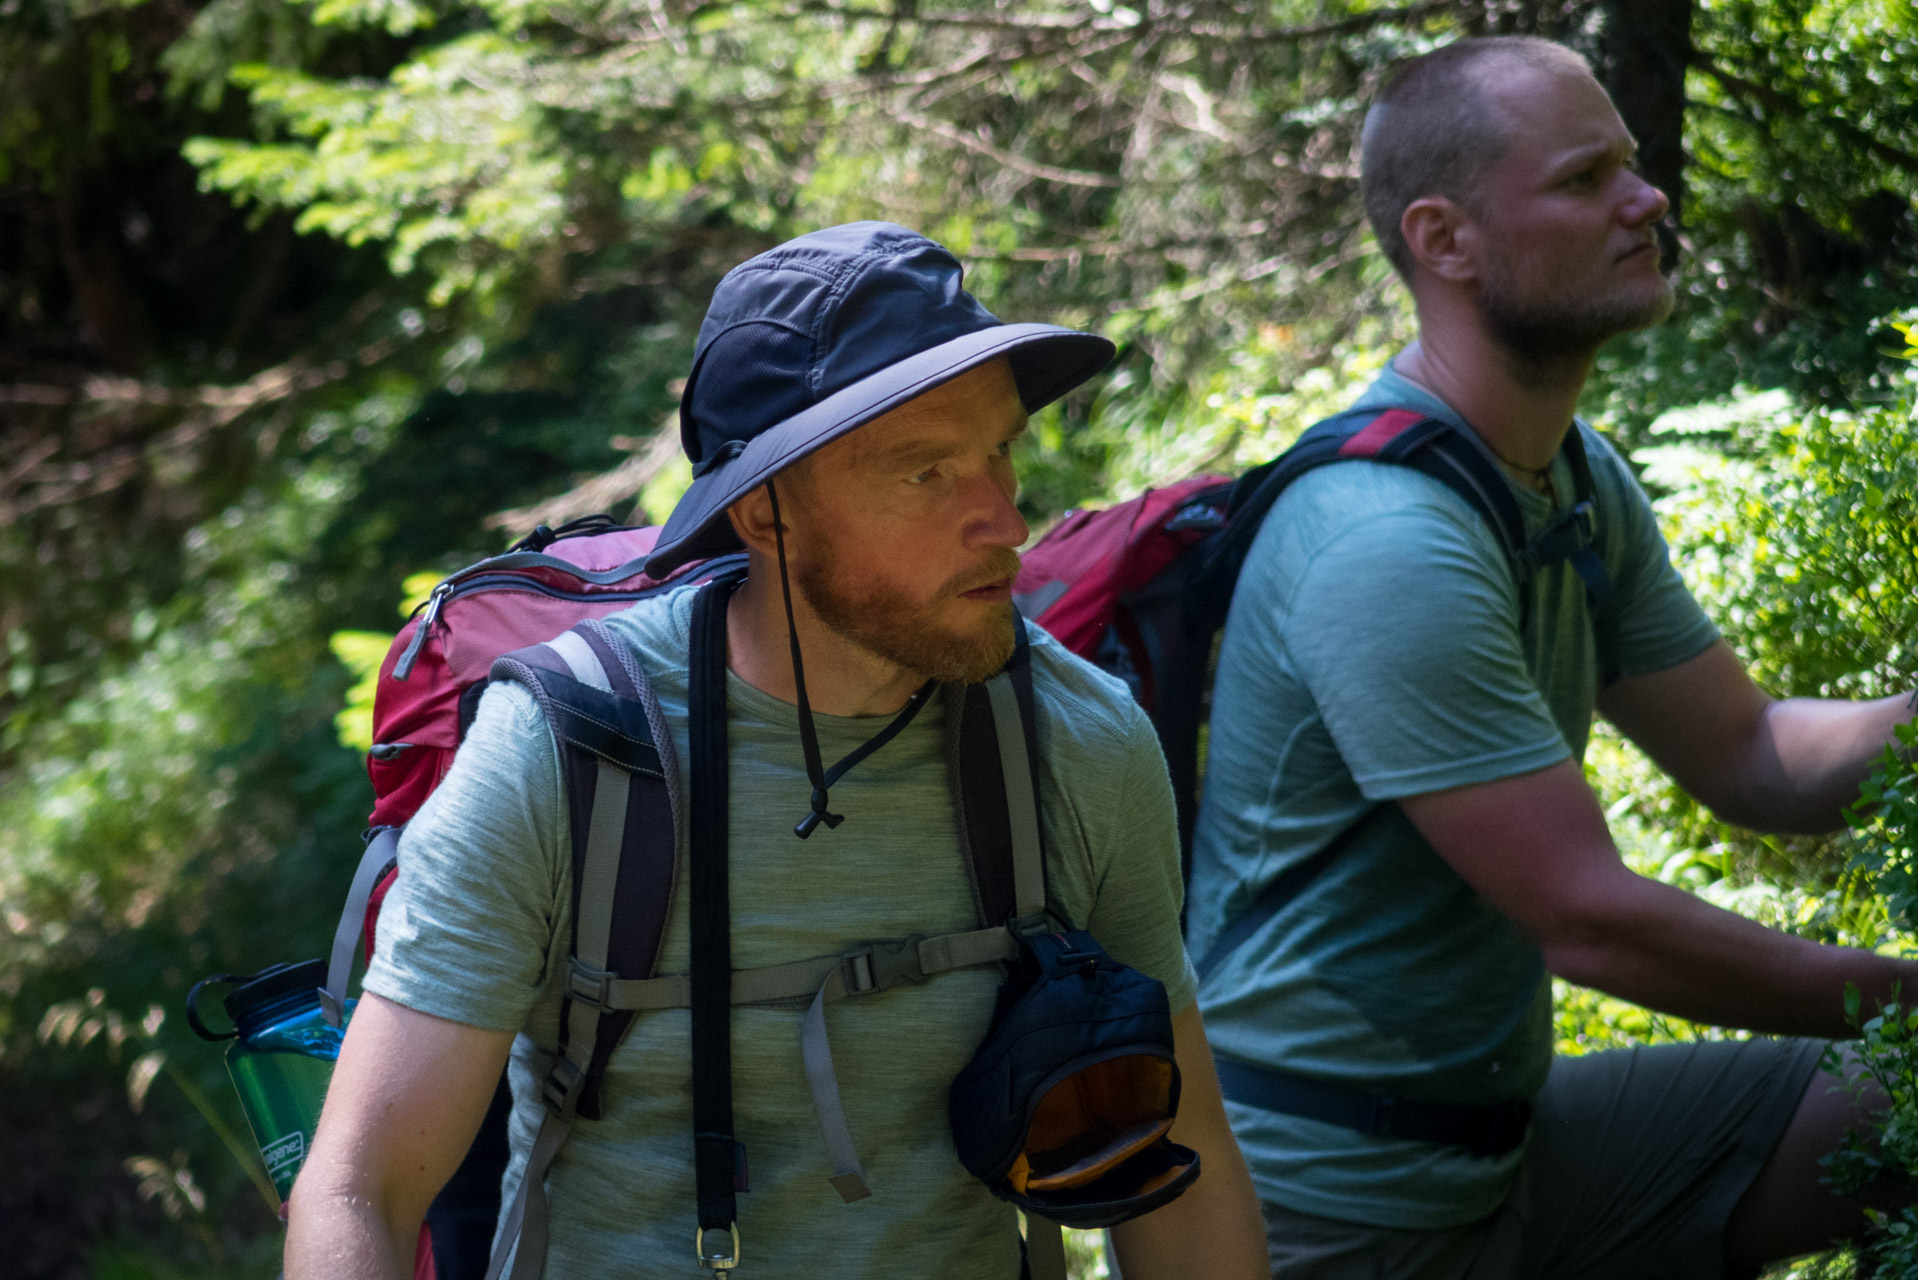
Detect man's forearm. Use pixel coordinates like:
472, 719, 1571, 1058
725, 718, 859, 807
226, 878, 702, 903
1108, 1004, 1268, 1279
1545, 867, 1917, 1039
1730, 692, 1915, 833
284, 1181, 414, 1280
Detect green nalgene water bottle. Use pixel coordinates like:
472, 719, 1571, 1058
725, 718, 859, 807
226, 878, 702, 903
187, 959, 355, 1204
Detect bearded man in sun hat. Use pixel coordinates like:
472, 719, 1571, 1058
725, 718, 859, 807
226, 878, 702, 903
287, 221, 1267, 1280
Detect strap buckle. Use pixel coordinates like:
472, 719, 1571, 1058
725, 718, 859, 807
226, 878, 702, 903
695, 1223, 740, 1271
565, 957, 617, 1012
1008, 911, 1054, 940
843, 934, 928, 995
1520, 499, 1597, 575
540, 1056, 586, 1118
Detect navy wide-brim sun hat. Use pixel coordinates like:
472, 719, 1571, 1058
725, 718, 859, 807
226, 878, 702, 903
644, 222, 1116, 577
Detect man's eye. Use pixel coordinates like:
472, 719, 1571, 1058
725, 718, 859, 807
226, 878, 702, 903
907, 468, 934, 485
996, 440, 1014, 457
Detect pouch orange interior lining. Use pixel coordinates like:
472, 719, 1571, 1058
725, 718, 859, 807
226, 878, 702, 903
1005, 1055, 1176, 1194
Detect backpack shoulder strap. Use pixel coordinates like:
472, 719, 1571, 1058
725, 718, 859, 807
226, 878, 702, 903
947, 613, 1049, 932
1193, 407, 1550, 651
687, 570, 747, 1268
483, 617, 683, 1280
948, 613, 1066, 1278
1552, 426, 1622, 684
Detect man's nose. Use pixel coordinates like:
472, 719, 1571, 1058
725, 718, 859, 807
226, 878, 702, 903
1621, 171, 1671, 228
966, 469, 1029, 548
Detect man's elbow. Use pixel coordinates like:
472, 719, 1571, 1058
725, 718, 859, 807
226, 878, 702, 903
1522, 886, 1647, 992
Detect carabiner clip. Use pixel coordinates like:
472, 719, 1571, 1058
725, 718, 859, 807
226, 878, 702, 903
695, 1223, 740, 1272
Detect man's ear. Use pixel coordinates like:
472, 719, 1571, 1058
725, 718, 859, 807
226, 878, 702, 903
726, 484, 781, 557
1400, 195, 1480, 285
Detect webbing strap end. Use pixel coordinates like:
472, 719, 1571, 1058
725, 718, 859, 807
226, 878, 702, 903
539, 1057, 586, 1119
827, 1171, 872, 1203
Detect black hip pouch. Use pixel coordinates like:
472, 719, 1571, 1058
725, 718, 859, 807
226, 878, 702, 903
949, 928, 1201, 1230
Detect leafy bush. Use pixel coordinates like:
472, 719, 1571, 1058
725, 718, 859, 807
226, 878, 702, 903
1569, 338, 1918, 1274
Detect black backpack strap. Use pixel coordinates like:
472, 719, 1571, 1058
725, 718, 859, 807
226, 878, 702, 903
1196, 408, 1537, 633
688, 570, 748, 1271
1536, 428, 1622, 685
949, 613, 1064, 1277
482, 622, 682, 1280
1212, 1056, 1532, 1158
947, 614, 1049, 932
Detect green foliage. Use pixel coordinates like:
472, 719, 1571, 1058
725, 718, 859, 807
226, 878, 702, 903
10, 0, 1918, 1271
1823, 991, 1918, 1280
1589, 0, 1918, 434
329, 630, 392, 752
1850, 725, 1918, 940
1585, 365, 1918, 906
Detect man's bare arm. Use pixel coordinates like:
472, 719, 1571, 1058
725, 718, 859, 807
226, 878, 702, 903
285, 993, 514, 1280
1107, 1002, 1267, 1280
1400, 759, 1918, 1039
1599, 640, 1914, 834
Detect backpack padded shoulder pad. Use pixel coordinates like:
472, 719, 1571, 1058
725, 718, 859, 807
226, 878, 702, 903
490, 647, 664, 781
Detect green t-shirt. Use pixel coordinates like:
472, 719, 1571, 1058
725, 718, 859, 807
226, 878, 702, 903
1184, 365, 1719, 1229
363, 583, 1197, 1279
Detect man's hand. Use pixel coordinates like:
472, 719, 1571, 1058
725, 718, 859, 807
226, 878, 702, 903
1599, 639, 1915, 834
284, 992, 514, 1280
1400, 759, 1918, 1039
1107, 1002, 1268, 1279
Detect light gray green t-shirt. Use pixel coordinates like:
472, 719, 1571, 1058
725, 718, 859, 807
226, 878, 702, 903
364, 583, 1197, 1279
1184, 365, 1719, 1230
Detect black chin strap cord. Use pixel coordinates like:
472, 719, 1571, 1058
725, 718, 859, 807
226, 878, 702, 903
764, 480, 936, 839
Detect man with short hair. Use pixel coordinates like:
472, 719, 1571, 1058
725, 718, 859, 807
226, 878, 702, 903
287, 223, 1267, 1280
1186, 36, 1918, 1278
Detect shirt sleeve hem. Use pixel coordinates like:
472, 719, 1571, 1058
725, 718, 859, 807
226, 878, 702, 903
1162, 959, 1200, 1019
1353, 741, 1572, 801
1618, 625, 1722, 681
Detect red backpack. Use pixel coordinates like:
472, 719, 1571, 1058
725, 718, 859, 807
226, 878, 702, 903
1013, 406, 1622, 881
315, 515, 739, 1280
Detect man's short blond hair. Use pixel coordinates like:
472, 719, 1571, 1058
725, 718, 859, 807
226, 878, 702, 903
1361, 37, 1594, 280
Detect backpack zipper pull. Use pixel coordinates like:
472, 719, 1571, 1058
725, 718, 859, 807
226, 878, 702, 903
393, 582, 453, 682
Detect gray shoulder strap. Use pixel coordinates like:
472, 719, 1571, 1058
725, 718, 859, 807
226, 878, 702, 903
319, 825, 401, 1027
487, 624, 682, 1280
985, 672, 1046, 920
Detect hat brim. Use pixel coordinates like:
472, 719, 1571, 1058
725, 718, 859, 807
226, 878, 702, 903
645, 322, 1115, 576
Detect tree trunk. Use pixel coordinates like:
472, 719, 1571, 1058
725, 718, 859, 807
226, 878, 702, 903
1601, 0, 1693, 262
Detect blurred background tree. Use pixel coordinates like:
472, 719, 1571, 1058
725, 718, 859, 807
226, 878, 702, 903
2, 0, 1915, 1274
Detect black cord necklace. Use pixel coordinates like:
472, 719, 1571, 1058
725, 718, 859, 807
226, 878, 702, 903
764, 480, 936, 839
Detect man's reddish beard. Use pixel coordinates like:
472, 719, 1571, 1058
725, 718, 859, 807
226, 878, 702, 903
796, 543, 1022, 684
